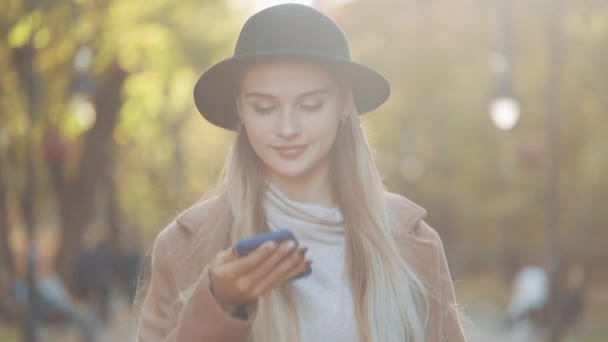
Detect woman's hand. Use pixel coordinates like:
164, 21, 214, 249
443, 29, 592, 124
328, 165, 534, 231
208, 240, 310, 314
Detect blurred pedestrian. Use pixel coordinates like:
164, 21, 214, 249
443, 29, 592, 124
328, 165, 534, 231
73, 239, 113, 324
13, 272, 103, 342
556, 263, 586, 332
507, 265, 549, 325
115, 241, 143, 302
505, 263, 587, 341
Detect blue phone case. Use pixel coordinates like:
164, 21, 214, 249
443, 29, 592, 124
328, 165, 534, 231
234, 229, 311, 280
235, 229, 296, 256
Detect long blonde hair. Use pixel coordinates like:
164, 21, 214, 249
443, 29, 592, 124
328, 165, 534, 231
205, 99, 429, 341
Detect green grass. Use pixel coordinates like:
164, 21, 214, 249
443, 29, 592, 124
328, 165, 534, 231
0, 322, 19, 342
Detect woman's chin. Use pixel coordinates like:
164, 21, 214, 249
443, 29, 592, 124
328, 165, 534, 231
270, 168, 311, 181
267, 161, 317, 182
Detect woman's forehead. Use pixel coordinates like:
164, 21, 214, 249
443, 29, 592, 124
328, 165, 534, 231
238, 60, 338, 95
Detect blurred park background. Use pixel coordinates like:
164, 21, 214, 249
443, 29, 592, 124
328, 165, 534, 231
1, 0, 607, 341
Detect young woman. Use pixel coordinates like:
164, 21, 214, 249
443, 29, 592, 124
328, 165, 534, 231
136, 4, 466, 342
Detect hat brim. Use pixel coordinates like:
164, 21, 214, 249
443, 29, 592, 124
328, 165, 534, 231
193, 52, 391, 130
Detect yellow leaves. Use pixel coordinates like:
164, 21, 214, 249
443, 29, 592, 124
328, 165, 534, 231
116, 23, 175, 72
6, 9, 51, 49
0, 0, 283, 240
124, 70, 163, 111
33, 26, 51, 49
104, 0, 188, 72
7, 9, 42, 47
62, 95, 97, 139
0, 110, 28, 151
119, 71, 161, 144
117, 66, 197, 146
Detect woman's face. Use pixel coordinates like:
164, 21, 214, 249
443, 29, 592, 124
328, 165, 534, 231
237, 60, 351, 184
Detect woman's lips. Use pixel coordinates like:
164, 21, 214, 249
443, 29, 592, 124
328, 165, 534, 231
273, 144, 308, 160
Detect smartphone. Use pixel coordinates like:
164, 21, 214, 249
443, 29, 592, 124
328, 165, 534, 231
235, 229, 296, 256
234, 229, 311, 280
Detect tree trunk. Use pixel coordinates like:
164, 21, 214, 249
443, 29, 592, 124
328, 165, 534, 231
0, 166, 15, 276
12, 35, 43, 340
55, 62, 127, 285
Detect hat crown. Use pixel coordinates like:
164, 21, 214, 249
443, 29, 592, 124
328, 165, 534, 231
234, 4, 350, 59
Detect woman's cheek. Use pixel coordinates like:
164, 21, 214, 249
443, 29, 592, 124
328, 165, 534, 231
251, 135, 269, 158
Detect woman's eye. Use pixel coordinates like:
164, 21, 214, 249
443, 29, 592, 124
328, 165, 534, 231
253, 105, 275, 114
301, 102, 323, 112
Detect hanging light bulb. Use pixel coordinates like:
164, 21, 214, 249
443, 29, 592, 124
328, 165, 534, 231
490, 96, 520, 131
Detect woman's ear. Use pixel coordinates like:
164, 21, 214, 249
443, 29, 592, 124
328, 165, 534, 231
342, 89, 355, 118
235, 96, 244, 123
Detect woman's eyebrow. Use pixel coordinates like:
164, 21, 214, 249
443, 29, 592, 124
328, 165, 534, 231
243, 88, 331, 99
297, 88, 331, 99
244, 92, 275, 99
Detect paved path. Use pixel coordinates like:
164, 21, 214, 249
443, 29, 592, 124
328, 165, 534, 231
41, 298, 547, 342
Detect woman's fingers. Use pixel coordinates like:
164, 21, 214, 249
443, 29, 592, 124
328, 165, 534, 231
246, 240, 299, 284
209, 248, 238, 292
210, 244, 271, 297
214, 248, 237, 266
251, 245, 309, 296
276, 258, 311, 286
209, 240, 310, 306
229, 240, 301, 297
211, 241, 280, 302
224, 241, 278, 276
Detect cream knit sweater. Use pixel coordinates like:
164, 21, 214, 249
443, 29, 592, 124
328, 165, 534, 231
264, 184, 360, 342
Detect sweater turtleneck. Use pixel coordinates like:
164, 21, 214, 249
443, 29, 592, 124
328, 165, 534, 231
263, 183, 360, 342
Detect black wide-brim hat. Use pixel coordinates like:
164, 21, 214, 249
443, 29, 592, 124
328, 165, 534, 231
193, 3, 391, 130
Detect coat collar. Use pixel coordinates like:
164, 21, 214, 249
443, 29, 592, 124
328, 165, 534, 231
175, 195, 224, 234
175, 191, 427, 236
383, 191, 427, 235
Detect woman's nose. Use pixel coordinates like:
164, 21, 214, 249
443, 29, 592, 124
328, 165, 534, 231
277, 110, 301, 139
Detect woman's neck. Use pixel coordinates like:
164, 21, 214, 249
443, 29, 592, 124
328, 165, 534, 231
268, 163, 335, 208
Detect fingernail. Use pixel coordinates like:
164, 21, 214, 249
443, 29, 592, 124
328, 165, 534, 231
285, 240, 296, 251
265, 241, 277, 250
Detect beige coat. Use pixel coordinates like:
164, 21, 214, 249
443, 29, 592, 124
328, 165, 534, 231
136, 192, 467, 342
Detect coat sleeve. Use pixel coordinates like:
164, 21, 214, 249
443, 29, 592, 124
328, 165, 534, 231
135, 223, 257, 342
420, 221, 467, 342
